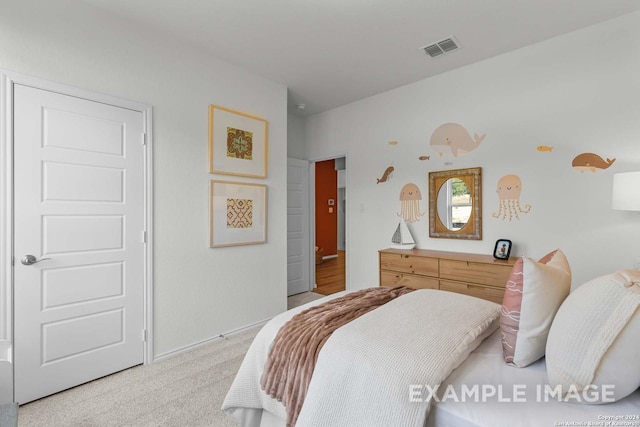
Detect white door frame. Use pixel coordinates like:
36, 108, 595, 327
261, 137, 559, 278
0, 70, 154, 403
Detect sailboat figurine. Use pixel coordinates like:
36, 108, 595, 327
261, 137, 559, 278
390, 220, 416, 250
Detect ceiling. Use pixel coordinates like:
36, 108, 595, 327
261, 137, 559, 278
77, 0, 640, 116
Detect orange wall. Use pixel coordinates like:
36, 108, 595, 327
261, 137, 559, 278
315, 160, 337, 256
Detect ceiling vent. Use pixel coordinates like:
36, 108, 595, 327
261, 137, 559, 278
421, 36, 461, 58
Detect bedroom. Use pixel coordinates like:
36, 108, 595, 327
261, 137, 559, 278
0, 0, 639, 425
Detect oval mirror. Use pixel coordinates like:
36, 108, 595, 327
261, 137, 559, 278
436, 178, 472, 231
429, 167, 482, 240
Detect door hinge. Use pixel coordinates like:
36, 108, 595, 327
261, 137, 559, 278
142, 230, 147, 243
142, 329, 148, 342
142, 133, 147, 145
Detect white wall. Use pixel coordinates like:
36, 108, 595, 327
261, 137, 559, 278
0, 0, 287, 358
306, 11, 640, 289
288, 113, 306, 159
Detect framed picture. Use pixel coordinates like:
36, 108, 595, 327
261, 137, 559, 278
210, 180, 267, 247
209, 104, 268, 178
493, 239, 512, 260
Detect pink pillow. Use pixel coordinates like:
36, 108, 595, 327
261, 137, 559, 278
500, 249, 571, 367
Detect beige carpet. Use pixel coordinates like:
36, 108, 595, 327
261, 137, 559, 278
18, 292, 325, 427
287, 291, 324, 310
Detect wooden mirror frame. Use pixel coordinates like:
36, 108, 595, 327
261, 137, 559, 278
428, 167, 482, 240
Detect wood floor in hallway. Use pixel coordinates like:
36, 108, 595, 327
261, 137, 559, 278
314, 250, 345, 295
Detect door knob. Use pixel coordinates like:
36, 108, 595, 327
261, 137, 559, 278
20, 255, 51, 266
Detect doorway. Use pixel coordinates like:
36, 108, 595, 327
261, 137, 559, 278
313, 157, 346, 295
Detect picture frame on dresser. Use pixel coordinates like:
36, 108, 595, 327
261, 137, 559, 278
493, 239, 512, 260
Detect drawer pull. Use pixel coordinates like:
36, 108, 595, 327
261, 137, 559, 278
467, 284, 485, 291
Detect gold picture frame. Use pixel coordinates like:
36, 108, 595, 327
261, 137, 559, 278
209, 105, 268, 178
210, 180, 267, 247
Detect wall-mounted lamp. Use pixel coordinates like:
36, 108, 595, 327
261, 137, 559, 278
612, 171, 640, 211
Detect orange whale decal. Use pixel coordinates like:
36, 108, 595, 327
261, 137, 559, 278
377, 166, 394, 184
572, 153, 616, 173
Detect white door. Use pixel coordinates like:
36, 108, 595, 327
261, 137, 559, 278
287, 158, 311, 296
13, 84, 146, 404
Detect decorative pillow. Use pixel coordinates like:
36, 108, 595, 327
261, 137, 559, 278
500, 249, 571, 367
546, 270, 640, 403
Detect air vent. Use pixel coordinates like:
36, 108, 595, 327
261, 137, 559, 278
421, 36, 461, 58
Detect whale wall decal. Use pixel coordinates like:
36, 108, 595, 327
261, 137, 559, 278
572, 153, 616, 173
377, 166, 394, 184
430, 123, 486, 157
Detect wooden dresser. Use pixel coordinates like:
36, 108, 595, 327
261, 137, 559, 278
379, 248, 516, 304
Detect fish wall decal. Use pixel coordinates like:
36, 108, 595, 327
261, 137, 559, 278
377, 166, 394, 184
536, 145, 553, 152
430, 123, 486, 157
572, 153, 616, 173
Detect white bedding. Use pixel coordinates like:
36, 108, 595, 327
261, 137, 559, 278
223, 290, 640, 427
428, 330, 640, 427
223, 289, 500, 427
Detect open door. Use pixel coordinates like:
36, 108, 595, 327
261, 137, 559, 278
287, 158, 311, 296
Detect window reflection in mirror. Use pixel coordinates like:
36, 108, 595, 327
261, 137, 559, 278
436, 178, 472, 231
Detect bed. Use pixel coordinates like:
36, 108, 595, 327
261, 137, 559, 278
428, 331, 640, 426
223, 266, 640, 427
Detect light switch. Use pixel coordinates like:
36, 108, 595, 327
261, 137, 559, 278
329, 207, 334, 213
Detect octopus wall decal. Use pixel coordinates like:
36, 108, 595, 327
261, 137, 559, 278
397, 183, 425, 223
492, 174, 532, 221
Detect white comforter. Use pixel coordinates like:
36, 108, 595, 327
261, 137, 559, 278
222, 289, 500, 427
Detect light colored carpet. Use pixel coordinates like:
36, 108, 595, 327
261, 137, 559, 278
18, 292, 324, 427
287, 291, 324, 310
19, 326, 259, 427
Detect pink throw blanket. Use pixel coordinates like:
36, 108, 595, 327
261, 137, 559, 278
260, 286, 414, 426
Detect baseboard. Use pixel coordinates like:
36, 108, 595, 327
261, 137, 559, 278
322, 254, 338, 260
153, 318, 270, 362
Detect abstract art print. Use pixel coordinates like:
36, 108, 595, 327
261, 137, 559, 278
209, 105, 268, 178
210, 180, 267, 247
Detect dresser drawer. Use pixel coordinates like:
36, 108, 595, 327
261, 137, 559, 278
379, 252, 438, 277
380, 271, 438, 290
439, 280, 505, 304
439, 259, 512, 288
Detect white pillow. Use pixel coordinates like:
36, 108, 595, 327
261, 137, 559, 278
546, 270, 640, 403
500, 249, 571, 367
